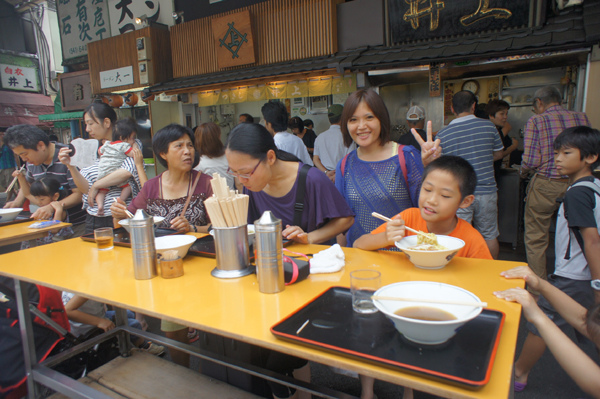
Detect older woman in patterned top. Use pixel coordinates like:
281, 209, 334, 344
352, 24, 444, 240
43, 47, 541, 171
111, 123, 212, 233
110, 123, 212, 367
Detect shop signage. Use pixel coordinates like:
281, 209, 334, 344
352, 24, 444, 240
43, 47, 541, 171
107, 0, 174, 35
211, 10, 256, 69
99, 66, 134, 89
429, 63, 441, 97
57, 0, 111, 61
0, 64, 39, 92
388, 0, 530, 42
59, 70, 92, 111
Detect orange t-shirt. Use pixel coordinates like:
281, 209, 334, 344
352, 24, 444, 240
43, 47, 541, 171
371, 208, 492, 259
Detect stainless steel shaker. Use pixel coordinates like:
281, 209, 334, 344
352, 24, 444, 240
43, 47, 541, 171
130, 209, 157, 280
254, 211, 284, 293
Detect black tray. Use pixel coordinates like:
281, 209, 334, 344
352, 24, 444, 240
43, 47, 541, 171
81, 229, 265, 259
271, 287, 504, 389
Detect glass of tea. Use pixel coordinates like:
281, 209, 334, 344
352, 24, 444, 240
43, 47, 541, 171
94, 227, 114, 250
350, 269, 381, 314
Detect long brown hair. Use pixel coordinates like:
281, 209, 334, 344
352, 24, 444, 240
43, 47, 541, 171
194, 122, 225, 158
340, 89, 391, 148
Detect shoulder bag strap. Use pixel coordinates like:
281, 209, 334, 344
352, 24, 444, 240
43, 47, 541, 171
397, 144, 408, 184
293, 164, 312, 229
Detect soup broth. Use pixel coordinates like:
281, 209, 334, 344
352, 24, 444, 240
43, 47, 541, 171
394, 306, 457, 321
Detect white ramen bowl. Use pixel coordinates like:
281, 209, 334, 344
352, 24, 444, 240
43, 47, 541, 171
155, 235, 197, 259
373, 281, 483, 345
118, 216, 166, 233
395, 235, 465, 269
0, 208, 23, 222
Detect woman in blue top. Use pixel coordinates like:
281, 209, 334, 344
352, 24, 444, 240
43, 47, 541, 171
335, 89, 441, 247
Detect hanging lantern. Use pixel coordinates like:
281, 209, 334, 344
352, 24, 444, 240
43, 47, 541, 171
108, 95, 123, 108
124, 92, 138, 106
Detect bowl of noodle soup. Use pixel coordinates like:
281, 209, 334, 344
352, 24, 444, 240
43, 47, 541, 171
395, 235, 464, 269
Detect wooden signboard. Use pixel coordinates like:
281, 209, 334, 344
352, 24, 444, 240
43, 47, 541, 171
211, 10, 256, 69
59, 70, 92, 112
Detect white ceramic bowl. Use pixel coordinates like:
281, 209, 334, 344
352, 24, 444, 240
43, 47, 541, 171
118, 216, 166, 233
0, 208, 23, 222
395, 235, 465, 269
373, 281, 483, 345
155, 235, 197, 259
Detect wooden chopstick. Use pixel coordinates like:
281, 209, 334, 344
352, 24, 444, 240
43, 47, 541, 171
5, 164, 25, 193
371, 212, 423, 236
371, 295, 487, 308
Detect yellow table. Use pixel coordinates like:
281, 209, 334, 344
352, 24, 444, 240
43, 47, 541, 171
0, 219, 72, 246
0, 238, 525, 399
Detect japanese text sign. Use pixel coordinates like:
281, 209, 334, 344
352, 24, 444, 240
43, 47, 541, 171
0, 64, 39, 92
388, 0, 530, 43
57, 0, 111, 61
100, 66, 134, 89
107, 0, 174, 36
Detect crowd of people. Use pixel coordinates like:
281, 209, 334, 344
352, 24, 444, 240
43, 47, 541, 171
1, 84, 599, 399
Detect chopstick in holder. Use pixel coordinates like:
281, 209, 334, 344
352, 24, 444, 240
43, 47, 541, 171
5, 164, 25, 193
114, 198, 134, 218
205, 197, 227, 228
371, 212, 425, 236
371, 295, 487, 308
181, 172, 202, 218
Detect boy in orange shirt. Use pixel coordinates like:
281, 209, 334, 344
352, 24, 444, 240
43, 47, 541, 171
354, 155, 492, 259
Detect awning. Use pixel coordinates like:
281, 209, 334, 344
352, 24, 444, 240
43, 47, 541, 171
0, 90, 54, 128
38, 111, 84, 122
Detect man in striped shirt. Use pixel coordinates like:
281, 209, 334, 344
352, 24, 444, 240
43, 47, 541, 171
521, 86, 590, 292
3, 124, 86, 236
437, 91, 504, 258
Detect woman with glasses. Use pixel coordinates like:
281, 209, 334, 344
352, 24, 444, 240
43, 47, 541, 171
225, 122, 354, 245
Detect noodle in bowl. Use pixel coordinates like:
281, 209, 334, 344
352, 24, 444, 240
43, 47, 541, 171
395, 235, 465, 269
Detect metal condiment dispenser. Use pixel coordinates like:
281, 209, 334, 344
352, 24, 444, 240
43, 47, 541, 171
254, 211, 284, 293
130, 209, 157, 280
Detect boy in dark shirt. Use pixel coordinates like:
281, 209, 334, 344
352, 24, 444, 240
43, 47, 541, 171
513, 125, 600, 392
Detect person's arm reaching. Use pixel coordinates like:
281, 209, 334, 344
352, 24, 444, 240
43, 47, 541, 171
354, 217, 405, 250
499, 266, 589, 337
494, 286, 600, 398
582, 227, 600, 303
283, 216, 354, 245
64, 295, 115, 332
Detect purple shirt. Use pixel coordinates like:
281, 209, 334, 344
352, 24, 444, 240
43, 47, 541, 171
246, 164, 354, 233
522, 105, 590, 179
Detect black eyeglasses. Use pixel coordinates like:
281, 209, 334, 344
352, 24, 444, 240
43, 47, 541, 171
227, 160, 261, 180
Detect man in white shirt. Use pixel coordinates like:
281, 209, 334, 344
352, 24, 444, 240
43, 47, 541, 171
313, 104, 355, 182
261, 102, 313, 166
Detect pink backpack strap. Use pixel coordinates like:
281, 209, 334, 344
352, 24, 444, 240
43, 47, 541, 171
397, 144, 408, 184
340, 153, 350, 176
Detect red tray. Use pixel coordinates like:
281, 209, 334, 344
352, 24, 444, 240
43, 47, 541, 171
271, 286, 504, 389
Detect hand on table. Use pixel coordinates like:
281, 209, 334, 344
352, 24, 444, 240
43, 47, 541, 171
283, 225, 309, 244
385, 216, 406, 245
413, 121, 442, 166
170, 215, 192, 233
500, 265, 542, 292
493, 287, 546, 325
32, 204, 55, 220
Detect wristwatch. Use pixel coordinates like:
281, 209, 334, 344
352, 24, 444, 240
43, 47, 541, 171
591, 279, 600, 291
